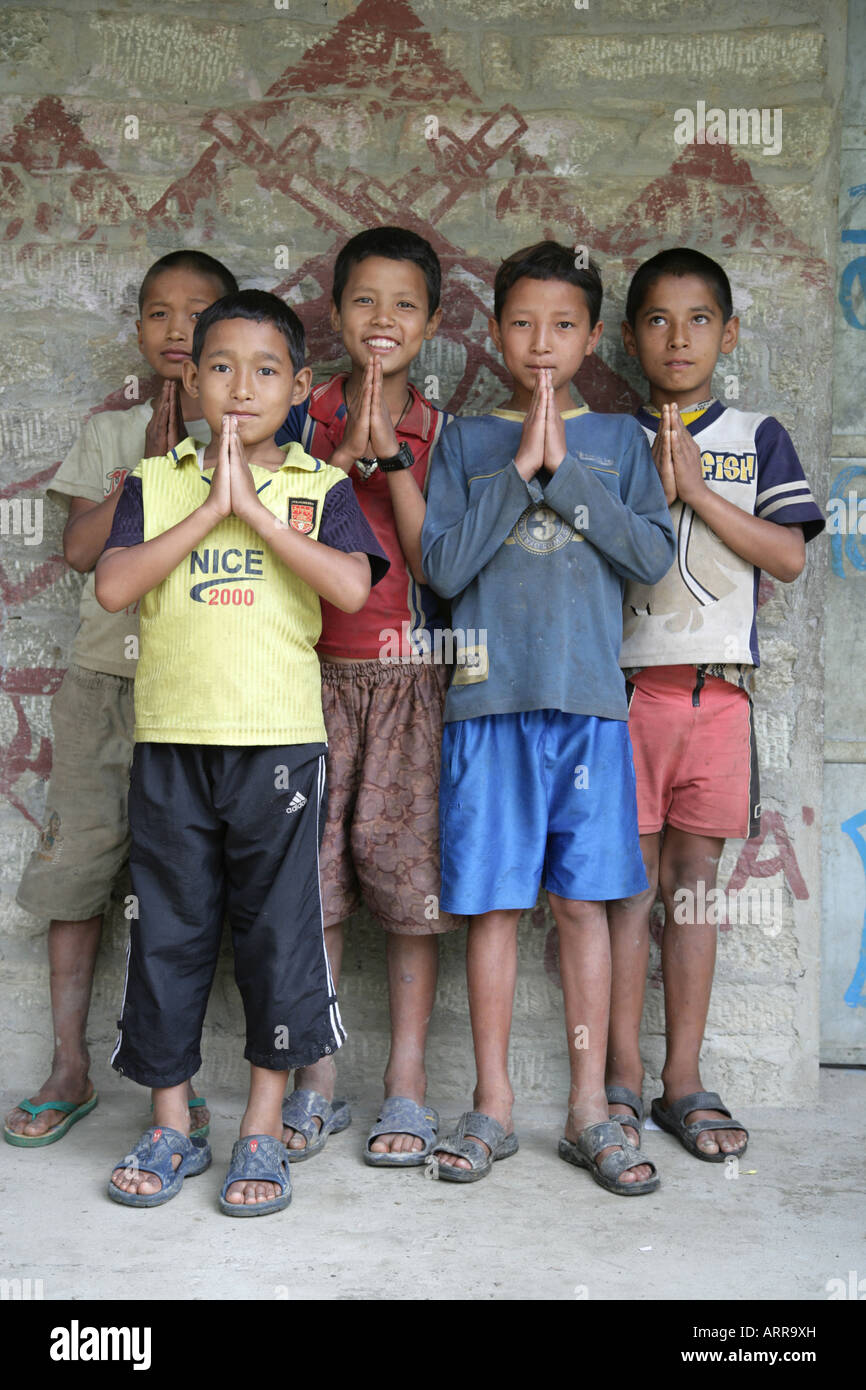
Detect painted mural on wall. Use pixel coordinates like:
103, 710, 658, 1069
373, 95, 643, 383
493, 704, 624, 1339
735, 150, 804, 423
1, 1, 827, 950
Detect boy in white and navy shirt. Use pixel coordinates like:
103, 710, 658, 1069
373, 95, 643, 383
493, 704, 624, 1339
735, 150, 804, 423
605, 248, 824, 1169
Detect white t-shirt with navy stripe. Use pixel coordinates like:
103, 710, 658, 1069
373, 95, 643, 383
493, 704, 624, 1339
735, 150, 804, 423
619, 401, 824, 672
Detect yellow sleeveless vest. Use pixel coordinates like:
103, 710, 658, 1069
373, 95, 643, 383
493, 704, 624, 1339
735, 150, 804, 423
132, 438, 344, 746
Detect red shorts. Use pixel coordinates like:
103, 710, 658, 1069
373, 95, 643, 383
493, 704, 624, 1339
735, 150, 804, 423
627, 665, 760, 840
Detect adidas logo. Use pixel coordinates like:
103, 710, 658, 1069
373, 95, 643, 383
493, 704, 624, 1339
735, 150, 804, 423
285, 792, 307, 815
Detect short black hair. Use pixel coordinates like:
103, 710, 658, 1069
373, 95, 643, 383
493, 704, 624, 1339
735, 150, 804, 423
138, 250, 238, 313
332, 226, 441, 316
625, 248, 733, 326
493, 241, 603, 327
191, 290, 306, 372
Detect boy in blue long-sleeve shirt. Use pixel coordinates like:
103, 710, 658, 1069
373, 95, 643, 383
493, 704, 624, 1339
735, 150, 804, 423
421, 241, 675, 1194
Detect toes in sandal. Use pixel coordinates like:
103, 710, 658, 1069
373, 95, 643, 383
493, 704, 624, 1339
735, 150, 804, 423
281, 1088, 351, 1164
605, 1084, 645, 1149
219, 1134, 292, 1217
364, 1097, 439, 1168
108, 1126, 212, 1208
651, 1091, 749, 1163
559, 1119, 660, 1196
431, 1110, 519, 1184
4, 1093, 98, 1148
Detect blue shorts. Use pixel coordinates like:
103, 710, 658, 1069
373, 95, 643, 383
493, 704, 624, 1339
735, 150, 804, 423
439, 710, 648, 914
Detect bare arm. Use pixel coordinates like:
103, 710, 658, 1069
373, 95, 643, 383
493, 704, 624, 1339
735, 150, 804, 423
329, 358, 428, 581
383, 469, 426, 583
244, 506, 372, 613
64, 493, 125, 572
228, 413, 372, 613
688, 489, 805, 582
95, 498, 224, 612
670, 406, 805, 582
65, 383, 191, 573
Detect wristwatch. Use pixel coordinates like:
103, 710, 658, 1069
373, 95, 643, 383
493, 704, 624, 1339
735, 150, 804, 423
378, 442, 415, 473
355, 456, 379, 480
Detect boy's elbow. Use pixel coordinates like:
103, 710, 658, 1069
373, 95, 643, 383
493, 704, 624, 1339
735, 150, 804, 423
774, 534, 807, 584
775, 556, 806, 584
339, 559, 373, 613
63, 535, 89, 573
93, 564, 123, 613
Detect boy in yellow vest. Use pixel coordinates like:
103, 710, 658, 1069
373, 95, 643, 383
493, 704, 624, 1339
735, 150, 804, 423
94, 290, 388, 1215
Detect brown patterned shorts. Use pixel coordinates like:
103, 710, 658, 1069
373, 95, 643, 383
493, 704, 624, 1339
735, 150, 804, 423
319, 658, 461, 935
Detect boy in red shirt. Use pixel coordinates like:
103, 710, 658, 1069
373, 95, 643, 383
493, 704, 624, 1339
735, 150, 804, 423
277, 227, 457, 1166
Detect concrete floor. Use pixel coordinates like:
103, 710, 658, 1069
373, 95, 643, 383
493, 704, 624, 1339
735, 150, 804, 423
2, 1068, 864, 1302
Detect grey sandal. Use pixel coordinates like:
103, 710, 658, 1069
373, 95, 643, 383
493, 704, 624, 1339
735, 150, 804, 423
281, 1088, 351, 1163
432, 1110, 519, 1183
651, 1091, 749, 1163
364, 1097, 439, 1168
605, 1084, 645, 1148
559, 1119, 659, 1196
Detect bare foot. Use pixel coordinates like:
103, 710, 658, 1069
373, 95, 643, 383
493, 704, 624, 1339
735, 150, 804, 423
223, 1176, 282, 1206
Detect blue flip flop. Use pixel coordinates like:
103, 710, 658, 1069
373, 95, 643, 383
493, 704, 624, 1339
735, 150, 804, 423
107, 1126, 212, 1208
281, 1088, 351, 1163
364, 1097, 440, 1168
219, 1134, 292, 1217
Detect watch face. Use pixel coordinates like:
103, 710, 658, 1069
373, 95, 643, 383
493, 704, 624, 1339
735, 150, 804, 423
355, 456, 378, 479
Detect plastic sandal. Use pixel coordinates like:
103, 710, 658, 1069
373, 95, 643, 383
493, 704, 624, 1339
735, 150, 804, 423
558, 1119, 659, 1196
4, 1093, 98, 1148
651, 1091, 749, 1163
107, 1126, 212, 1207
432, 1110, 519, 1184
219, 1134, 291, 1217
281, 1088, 351, 1163
605, 1084, 645, 1148
364, 1097, 440, 1168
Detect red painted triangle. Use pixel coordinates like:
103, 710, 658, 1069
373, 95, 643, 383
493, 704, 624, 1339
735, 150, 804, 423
0, 96, 107, 172
266, 0, 476, 102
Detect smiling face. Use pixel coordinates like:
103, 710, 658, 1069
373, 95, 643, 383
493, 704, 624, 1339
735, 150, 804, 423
182, 316, 311, 453
137, 266, 228, 382
331, 255, 441, 382
622, 272, 739, 407
490, 276, 603, 413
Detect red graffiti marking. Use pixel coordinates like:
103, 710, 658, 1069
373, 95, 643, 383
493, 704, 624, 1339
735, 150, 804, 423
0, 695, 53, 828
1, 667, 65, 697
266, 0, 475, 103
757, 575, 775, 608
802, 806, 814, 826
727, 810, 809, 899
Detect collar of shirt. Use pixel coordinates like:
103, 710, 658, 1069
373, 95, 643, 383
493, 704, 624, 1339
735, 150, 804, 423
309, 373, 439, 449
168, 437, 326, 474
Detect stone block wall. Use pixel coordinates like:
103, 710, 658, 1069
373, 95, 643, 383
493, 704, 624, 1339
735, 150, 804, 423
0, 0, 846, 1107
